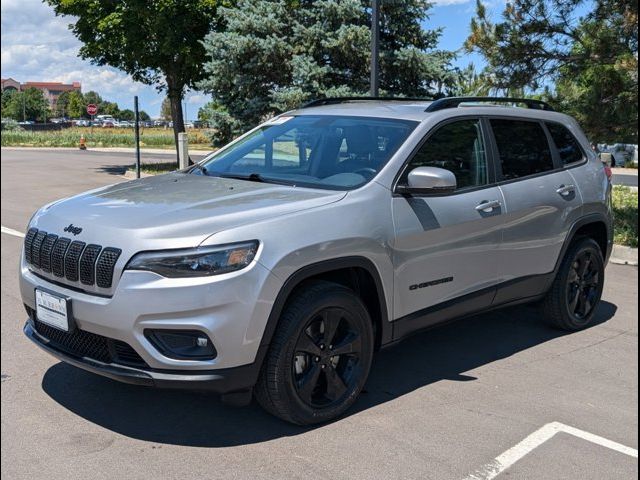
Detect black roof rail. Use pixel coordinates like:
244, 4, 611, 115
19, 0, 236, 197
425, 96, 554, 112
302, 96, 435, 108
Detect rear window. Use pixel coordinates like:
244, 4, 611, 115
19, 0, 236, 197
491, 119, 555, 180
546, 122, 585, 165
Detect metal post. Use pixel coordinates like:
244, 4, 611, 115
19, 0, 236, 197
134, 96, 141, 179
370, 0, 380, 97
178, 132, 189, 170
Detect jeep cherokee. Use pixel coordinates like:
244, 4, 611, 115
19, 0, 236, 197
21, 97, 613, 425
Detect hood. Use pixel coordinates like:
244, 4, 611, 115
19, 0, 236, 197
31, 173, 346, 250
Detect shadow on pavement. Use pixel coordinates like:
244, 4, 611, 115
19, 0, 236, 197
41, 301, 617, 448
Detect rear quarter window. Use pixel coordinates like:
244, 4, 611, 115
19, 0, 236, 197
490, 119, 555, 180
546, 122, 585, 165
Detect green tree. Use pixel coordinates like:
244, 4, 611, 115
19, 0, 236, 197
100, 101, 121, 117
119, 109, 135, 121
54, 91, 71, 117
160, 97, 172, 121
1, 89, 18, 118
139, 110, 151, 121
66, 91, 86, 118
199, 0, 457, 144
2, 88, 50, 122
465, 0, 638, 142
47, 0, 228, 161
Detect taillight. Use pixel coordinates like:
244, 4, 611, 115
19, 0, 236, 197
604, 165, 612, 180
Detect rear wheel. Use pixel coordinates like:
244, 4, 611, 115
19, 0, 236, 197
542, 237, 605, 330
255, 281, 374, 425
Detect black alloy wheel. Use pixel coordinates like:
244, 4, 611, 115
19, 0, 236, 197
292, 307, 363, 408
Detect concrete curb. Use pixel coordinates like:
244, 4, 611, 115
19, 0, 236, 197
610, 245, 638, 266
122, 170, 154, 180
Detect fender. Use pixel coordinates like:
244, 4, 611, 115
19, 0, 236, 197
259, 256, 392, 351
553, 213, 613, 273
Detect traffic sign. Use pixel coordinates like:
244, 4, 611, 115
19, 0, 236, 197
86, 104, 98, 116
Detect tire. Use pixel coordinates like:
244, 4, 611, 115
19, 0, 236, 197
255, 280, 374, 425
542, 237, 605, 331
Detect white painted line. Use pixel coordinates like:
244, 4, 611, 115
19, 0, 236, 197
1, 225, 25, 238
464, 421, 638, 480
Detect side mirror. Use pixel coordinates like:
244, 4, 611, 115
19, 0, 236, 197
397, 167, 457, 194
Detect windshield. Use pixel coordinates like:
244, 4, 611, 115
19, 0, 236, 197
196, 115, 417, 190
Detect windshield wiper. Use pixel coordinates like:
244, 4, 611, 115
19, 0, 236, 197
220, 173, 271, 183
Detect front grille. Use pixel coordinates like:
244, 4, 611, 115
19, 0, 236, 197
32, 317, 148, 368
24, 228, 121, 291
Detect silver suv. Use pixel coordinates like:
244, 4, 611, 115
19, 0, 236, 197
21, 97, 613, 425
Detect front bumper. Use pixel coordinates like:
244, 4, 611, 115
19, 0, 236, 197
24, 320, 265, 393
20, 254, 281, 371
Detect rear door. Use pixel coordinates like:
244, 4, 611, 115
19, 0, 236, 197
391, 118, 504, 321
488, 118, 583, 299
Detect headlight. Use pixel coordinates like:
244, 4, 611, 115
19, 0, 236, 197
126, 241, 259, 278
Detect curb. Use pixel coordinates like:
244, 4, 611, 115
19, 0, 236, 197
610, 245, 638, 266
123, 170, 154, 180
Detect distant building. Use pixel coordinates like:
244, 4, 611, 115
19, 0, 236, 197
1, 78, 81, 112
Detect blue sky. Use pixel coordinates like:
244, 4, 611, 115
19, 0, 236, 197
1, 0, 498, 119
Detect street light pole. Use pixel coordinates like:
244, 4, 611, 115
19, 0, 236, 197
370, 0, 380, 97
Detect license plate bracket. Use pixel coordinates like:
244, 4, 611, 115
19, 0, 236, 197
34, 288, 74, 332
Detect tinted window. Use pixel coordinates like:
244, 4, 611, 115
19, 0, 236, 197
547, 122, 585, 165
491, 119, 554, 180
200, 115, 417, 190
402, 119, 488, 189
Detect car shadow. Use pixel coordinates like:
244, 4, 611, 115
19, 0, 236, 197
41, 301, 617, 448
95, 164, 132, 176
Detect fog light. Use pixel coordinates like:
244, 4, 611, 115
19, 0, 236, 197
145, 329, 217, 360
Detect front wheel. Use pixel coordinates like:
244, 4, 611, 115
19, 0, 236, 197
542, 237, 605, 331
255, 281, 374, 425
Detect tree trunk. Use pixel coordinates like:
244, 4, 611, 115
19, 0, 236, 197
167, 84, 186, 166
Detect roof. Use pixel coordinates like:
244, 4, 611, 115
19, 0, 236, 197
290, 98, 569, 123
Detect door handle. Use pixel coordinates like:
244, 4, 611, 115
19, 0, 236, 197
556, 184, 576, 196
475, 200, 502, 213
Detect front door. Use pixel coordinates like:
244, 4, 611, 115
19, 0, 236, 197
391, 118, 504, 322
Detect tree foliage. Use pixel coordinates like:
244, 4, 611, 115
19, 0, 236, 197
466, 0, 638, 142
46, 0, 227, 159
199, 0, 458, 144
1, 87, 50, 122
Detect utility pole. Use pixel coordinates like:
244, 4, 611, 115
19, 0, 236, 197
370, 0, 380, 97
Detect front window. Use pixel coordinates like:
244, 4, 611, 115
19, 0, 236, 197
400, 119, 488, 190
197, 115, 417, 190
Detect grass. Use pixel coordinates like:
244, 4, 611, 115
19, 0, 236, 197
612, 186, 638, 248
1, 127, 213, 149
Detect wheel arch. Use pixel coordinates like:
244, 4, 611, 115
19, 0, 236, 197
260, 257, 392, 353
556, 214, 612, 272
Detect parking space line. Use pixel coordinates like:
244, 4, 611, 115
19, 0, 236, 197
1, 225, 25, 238
464, 421, 638, 480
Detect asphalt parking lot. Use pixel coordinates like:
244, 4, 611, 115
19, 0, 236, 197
1, 148, 638, 480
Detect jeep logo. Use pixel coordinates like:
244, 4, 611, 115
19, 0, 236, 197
63, 224, 83, 236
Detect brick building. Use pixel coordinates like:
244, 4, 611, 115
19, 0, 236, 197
1, 78, 81, 112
